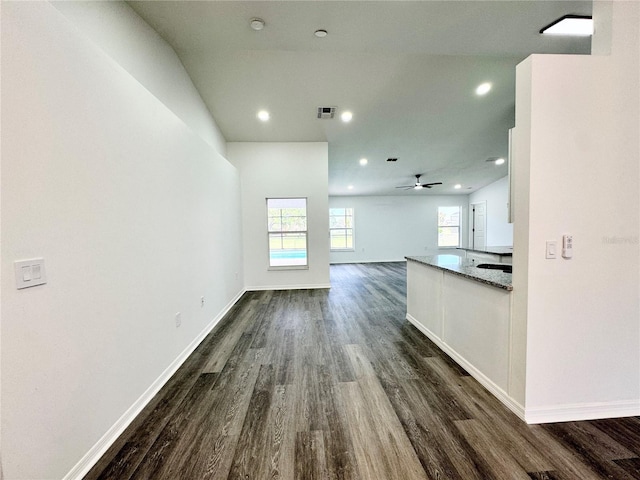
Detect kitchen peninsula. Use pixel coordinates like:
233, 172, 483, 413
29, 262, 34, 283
406, 254, 520, 415
458, 246, 513, 264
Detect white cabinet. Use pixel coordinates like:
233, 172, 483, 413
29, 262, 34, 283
406, 259, 519, 417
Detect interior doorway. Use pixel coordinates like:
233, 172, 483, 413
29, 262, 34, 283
470, 202, 486, 249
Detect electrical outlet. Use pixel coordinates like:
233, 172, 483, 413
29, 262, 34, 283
175, 312, 181, 328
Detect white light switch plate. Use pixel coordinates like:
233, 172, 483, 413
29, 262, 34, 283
15, 258, 47, 289
545, 241, 557, 259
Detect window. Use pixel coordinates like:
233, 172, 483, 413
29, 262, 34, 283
438, 206, 460, 247
329, 208, 354, 251
267, 198, 308, 267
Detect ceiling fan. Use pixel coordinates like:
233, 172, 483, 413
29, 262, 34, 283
396, 174, 443, 190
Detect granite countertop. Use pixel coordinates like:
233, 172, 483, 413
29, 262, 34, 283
457, 246, 513, 256
406, 254, 513, 291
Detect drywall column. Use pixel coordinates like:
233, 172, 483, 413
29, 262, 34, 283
228, 142, 330, 290
513, 0, 639, 422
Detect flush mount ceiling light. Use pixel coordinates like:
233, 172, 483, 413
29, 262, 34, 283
341, 111, 353, 122
495, 157, 505, 165
359, 158, 368, 166
454, 184, 462, 189
257, 110, 270, 121
347, 185, 354, 190
250, 18, 265, 31
314, 29, 328, 38
475, 82, 492, 96
540, 15, 593, 36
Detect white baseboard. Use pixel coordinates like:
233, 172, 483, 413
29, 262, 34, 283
329, 259, 407, 264
63, 288, 247, 480
406, 313, 526, 421
406, 313, 640, 425
524, 400, 640, 424
246, 283, 331, 291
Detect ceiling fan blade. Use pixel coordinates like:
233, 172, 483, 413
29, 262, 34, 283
395, 185, 413, 189
423, 182, 443, 187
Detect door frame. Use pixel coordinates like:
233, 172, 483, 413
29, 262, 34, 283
469, 201, 487, 249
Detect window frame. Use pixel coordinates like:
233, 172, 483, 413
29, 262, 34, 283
329, 207, 355, 252
266, 197, 309, 270
437, 205, 461, 248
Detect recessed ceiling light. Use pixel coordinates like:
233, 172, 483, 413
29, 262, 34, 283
454, 184, 462, 189
495, 158, 505, 165
475, 82, 492, 96
359, 158, 368, 166
347, 185, 354, 190
250, 18, 265, 31
314, 29, 328, 38
257, 110, 270, 121
341, 111, 353, 123
540, 15, 593, 36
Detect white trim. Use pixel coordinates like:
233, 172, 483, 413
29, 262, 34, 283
329, 206, 355, 252
406, 313, 525, 421
524, 400, 640, 424
246, 283, 331, 291
63, 288, 247, 480
469, 201, 487, 249
330, 259, 408, 265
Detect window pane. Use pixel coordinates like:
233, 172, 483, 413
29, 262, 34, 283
269, 233, 307, 266
329, 207, 354, 251
268, 198, 308, 267
344, 216, 353, 228
438, 227, 460, 247
330, 229, 353, 250
438, 206, 460, 227
267, 216, 282, 232
330, 216, 346, 228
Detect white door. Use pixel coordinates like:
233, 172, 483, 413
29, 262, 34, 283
472, 202, 486, 249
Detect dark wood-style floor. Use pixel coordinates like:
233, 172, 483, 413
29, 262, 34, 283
86, 262, 640, 480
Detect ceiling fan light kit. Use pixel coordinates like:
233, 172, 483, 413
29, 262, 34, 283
396, 174, 443, 190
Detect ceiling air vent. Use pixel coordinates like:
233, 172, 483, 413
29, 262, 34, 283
387, 157, 398, 162
317, 107, 336, 119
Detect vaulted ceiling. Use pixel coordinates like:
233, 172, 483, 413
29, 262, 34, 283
128, 0, 592, 196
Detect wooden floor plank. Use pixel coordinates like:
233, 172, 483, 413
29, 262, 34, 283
426, 355, 555, 474
590, 416, 640, 457
85, 263, 640, 480
455, 419, 532, 480
295, 431, 328, 480
338, 381, 394, 480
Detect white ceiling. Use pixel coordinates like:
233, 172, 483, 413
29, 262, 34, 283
128, 0, 592, 196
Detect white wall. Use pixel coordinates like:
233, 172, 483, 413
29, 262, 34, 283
227, 142, 330, 290
51, 1, 227, 156
1, 3, 243, 479
513, 0, 639, 423
328, 195, 469, 264
469, 176, 513, 247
